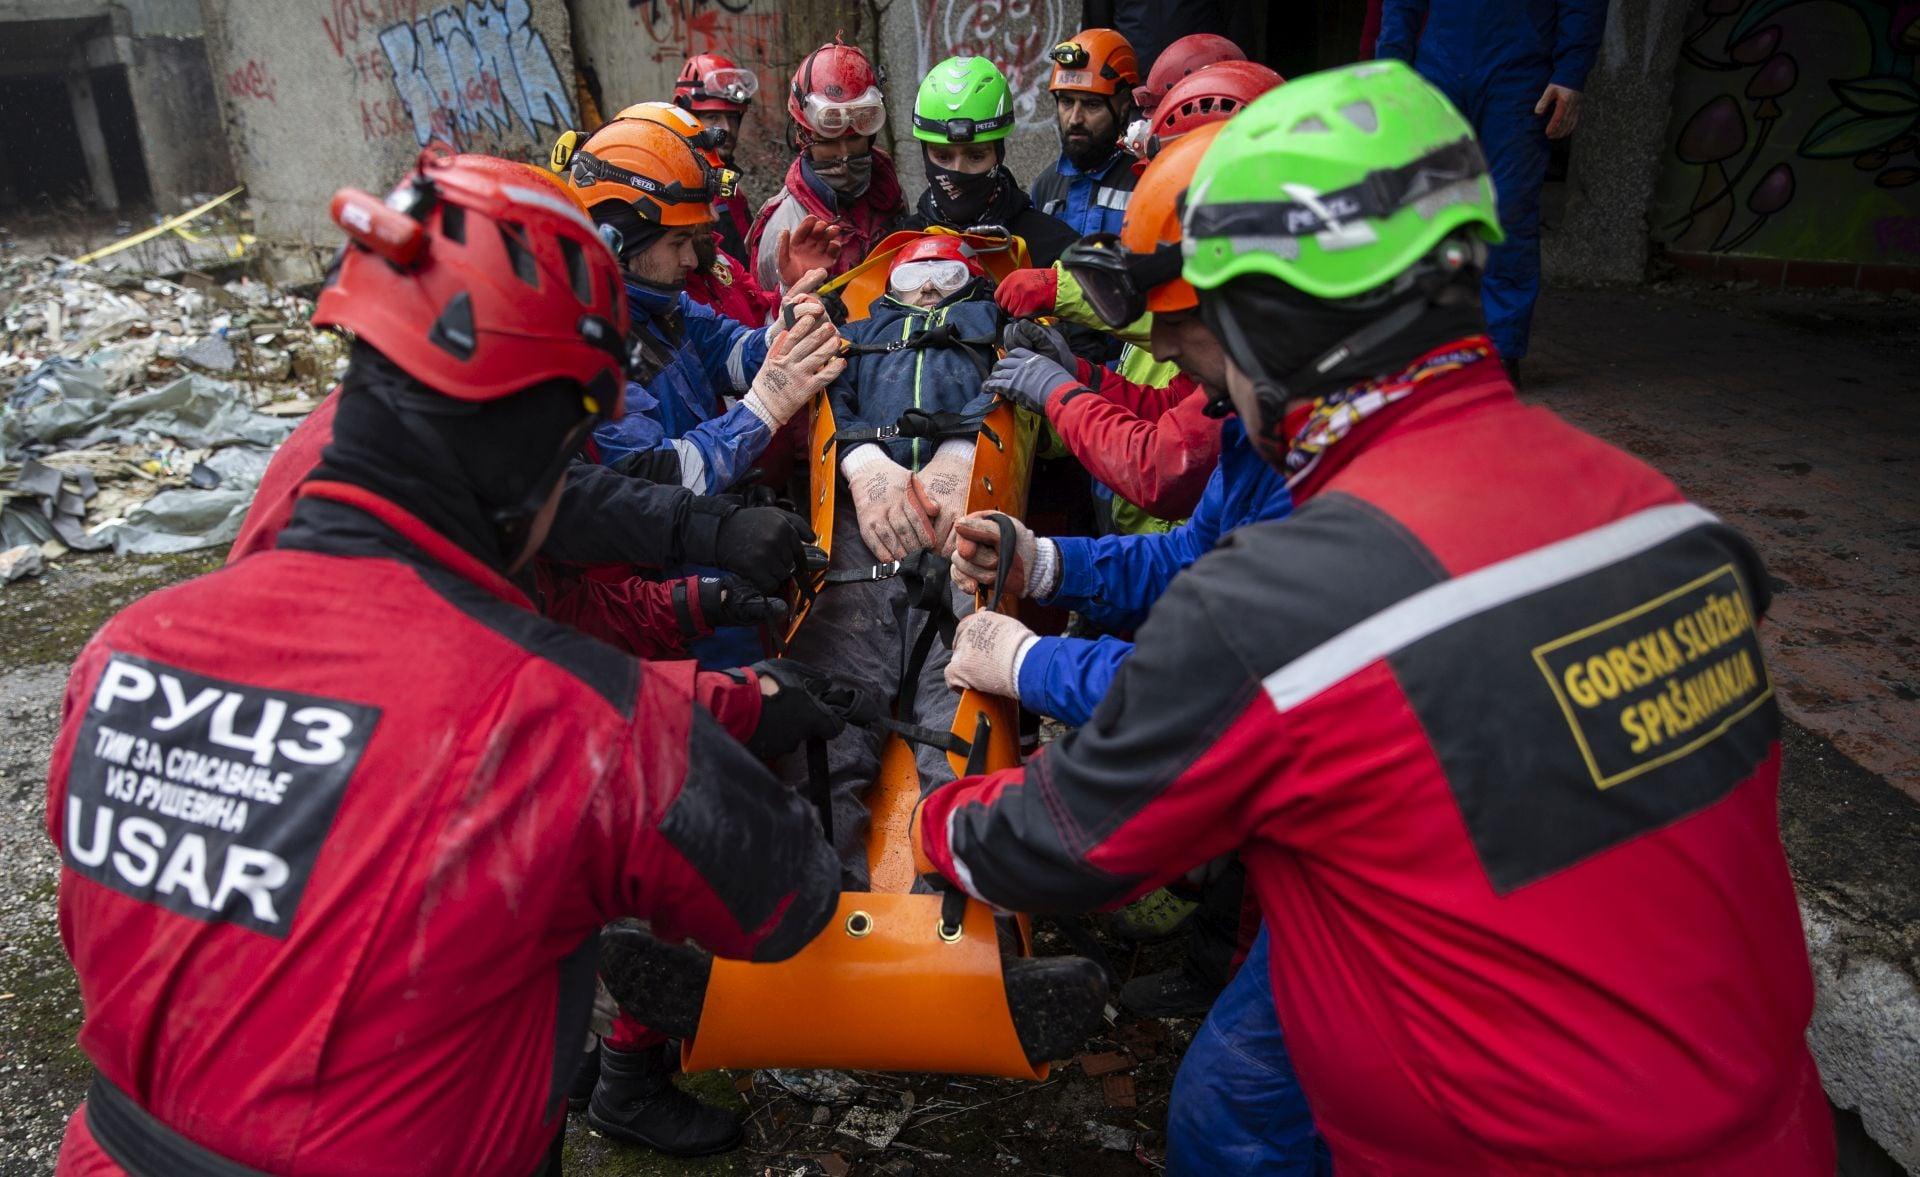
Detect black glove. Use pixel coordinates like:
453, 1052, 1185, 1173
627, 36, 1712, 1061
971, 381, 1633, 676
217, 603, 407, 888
684, 499, 815, 593
696, 575, 790, 629
1000, 317, 1077, 370
744, 658, 879, 759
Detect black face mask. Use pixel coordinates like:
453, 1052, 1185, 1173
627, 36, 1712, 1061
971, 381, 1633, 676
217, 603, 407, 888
925, 160, 1007, 227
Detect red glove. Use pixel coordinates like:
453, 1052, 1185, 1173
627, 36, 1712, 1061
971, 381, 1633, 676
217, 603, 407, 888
995, 267, 1059, 317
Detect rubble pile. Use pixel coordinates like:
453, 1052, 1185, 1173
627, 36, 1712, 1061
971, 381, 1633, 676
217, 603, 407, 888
0, 253, 343, 579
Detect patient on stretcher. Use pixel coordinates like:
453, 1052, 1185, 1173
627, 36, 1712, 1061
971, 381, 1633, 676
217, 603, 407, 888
781, 235, 1006, 889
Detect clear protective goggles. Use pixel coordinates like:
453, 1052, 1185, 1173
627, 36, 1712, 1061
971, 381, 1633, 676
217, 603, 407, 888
1122, 117, 1153, 159
802, 86, 887, 138
889, 258, 974, 296
696, 67, 759, 105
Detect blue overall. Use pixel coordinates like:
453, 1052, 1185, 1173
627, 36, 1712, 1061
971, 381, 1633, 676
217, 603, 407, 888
1166, 929, 1331, 1176
1031, 149, 1137, 240
1016, 419, 1292, 725
1375, 0, 1605, 361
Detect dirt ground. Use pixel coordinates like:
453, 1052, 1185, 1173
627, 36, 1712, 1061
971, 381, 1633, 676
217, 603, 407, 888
3, 277, 1916, 1175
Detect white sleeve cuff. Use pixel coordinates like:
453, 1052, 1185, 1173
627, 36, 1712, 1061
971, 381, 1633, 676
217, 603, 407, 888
740, 390, 779, 430
1009, 634, 1041, 695
933, 438, 976, 465
839, 443, 889, 477
1029, 537, 1061, 600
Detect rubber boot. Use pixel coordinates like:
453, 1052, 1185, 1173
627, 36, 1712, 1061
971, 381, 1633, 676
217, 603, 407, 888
586, 1043, 742, 1157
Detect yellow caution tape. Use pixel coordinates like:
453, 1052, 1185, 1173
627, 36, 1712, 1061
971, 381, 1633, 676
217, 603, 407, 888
75, 186, 246, 265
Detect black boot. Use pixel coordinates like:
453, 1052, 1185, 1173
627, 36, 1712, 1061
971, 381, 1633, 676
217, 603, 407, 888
1118, 964, 1224, 1018
1503, 355, 1522, 388
598, 924, 710, 1040
1004, 955, 1109, 1066
566, 1043, 599, 1113
586, 1043, 742, 1157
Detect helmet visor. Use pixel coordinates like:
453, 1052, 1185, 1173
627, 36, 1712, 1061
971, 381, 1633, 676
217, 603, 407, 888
889, 258, 973, 296
1061, 233, 1183, 328
803, 86, 886, 138
700, 68, 759, 104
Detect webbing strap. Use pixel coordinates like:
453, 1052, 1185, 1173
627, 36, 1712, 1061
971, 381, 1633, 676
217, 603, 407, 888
832, 408, 999, 452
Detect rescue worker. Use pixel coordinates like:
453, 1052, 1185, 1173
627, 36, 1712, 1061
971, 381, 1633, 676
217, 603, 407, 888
1004, 62, 1283, 538
1376, 0, 1604, 381
47, 153, 854, 1177
1031, 29, 1141, 240
673, 51, 759, 259
904, 56, 1077, 267
563, 116, 842, 490
748, 37, 908, 294
918, 62, 1835, 1174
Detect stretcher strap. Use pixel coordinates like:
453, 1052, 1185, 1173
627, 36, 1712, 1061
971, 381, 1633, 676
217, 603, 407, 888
832, 408, 1000, 452
838, 321, 998, 380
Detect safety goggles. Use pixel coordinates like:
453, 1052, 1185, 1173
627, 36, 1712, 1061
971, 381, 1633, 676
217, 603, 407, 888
690, 67, 758, 106
889, 258, 974, 296
1121, 117, 1153, 159
1060, 233, 1184, 328
802, 86, 887, 138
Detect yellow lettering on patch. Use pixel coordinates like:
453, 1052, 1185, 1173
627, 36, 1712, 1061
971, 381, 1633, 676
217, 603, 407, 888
1534, 565, 1773, 790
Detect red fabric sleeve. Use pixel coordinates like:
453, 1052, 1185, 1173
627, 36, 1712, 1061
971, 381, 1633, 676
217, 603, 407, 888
1050, 381, 1222, 518
1090, 369, 1199, 421
536, 567, 701, 660
695, 666, 763, 744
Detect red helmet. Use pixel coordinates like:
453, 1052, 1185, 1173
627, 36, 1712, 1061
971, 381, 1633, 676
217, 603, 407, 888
675, 51, 757, 113
887, 234, 986, 280
788, 36, 885, 140
1132, 34, 1245, 114
313, 152, 628, 414
1147, 61, 1283, 146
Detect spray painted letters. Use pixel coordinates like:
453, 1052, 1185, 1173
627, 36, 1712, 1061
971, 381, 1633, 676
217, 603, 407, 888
378, 0, 575, 148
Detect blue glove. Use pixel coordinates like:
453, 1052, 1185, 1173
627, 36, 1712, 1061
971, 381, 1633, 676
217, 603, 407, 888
984, 348, 1082, 415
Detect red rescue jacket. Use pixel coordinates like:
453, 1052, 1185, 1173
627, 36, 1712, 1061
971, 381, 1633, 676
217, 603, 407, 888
746, 149, 906, 291
1050, 364, 1222, 520
920, 358, 1833, 1174
683, 235, 778, 329
51, 480, 839, 1175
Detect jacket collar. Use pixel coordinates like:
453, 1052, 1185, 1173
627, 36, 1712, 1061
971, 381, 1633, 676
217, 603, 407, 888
1055, 148, 1127, 181
293, 480, 534, 611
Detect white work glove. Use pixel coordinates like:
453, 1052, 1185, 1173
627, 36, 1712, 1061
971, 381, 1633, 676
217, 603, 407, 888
950, 511, 1057, 599
844, 447, 936, 562
945, 610, 1038, 699
916, 439, 975, 555
742, 304, 843, 429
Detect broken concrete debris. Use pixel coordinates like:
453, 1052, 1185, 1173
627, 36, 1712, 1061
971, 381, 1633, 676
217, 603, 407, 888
0, 253, 340, 573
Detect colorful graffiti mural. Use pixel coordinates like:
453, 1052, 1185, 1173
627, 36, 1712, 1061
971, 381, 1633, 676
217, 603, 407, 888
1652, 0, 1920, 264
374, 0, 576, 148
625, 0, 788, 175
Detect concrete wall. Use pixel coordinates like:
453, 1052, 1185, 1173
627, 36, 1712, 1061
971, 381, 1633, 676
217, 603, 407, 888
200, 0, 580, 242
1543, 0, 1694, 284
126, 30, 234, 206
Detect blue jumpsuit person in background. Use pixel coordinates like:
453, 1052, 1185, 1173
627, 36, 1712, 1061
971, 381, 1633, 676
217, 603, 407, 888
1375, 0, 1605, 379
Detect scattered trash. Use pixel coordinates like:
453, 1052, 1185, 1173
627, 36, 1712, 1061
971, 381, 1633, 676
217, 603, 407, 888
835, 1104, 909, 1149
0, 543, 43, 582
1085, 1120, 1137, 1152
765, 1069, 868, 1106
0, 249, 340, 561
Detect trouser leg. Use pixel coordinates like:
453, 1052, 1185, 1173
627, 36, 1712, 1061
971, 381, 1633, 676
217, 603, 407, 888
1474, 74, 1550, 362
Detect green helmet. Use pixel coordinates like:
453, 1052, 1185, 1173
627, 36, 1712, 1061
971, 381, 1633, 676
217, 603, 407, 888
913, 55, 1016, 145
1182, 59, 1502, 303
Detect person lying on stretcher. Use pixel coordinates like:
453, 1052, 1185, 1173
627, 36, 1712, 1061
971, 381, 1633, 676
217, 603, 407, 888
781, 235, 1006, 889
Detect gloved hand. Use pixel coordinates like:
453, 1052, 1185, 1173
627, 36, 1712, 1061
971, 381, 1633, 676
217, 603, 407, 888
709, 505, 815, 592
742, 304, 843, 429
983, 348, 1081, 416
915, 441, 975, 554
995, 267, 1059, 317
696, 575, 790, 630
950, 511, 1038, 597
847, 452, 937, 562
945, 609, 1037, 699
1001, 317, 1077, 370
745, 658, 879, 759
776, 216, 845, 289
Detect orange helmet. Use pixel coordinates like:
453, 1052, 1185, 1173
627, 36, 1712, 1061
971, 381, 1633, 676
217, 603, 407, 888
1059, 121, 1225, 326
564, 117, 720, 231
1047, 28, 1139, 98
609, 101, 739, 195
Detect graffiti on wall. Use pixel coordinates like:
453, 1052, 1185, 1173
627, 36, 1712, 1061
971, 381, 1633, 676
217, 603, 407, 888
368, 0, 576, 148
623, 0, 786, 173
911, 0, 1071, 130
1653, 0, 1920, 263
